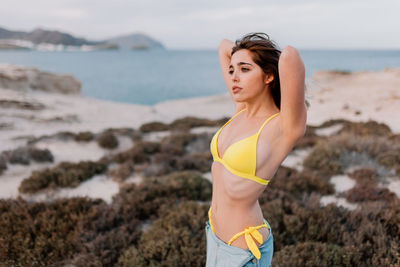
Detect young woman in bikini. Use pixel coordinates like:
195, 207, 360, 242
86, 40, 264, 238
205, 33, 307, 266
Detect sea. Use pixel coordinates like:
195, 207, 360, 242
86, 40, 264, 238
0, 49, 399, 105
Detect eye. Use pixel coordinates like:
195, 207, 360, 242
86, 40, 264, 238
241, 67, 249, 72
228, 70, 234, 75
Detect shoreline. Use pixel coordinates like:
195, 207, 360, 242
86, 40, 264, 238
1, 65, 399, 204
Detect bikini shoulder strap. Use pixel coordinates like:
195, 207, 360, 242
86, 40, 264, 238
257, 112, 280, 135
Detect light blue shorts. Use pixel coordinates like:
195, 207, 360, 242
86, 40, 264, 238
205, 219, 274, 267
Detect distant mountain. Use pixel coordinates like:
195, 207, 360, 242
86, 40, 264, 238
0, 27, 99, 46
0, 27, 25, 39
103, 33, 165, 50
0, 27, 165, 51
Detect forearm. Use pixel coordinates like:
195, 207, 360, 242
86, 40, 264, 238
218, 39, 234, 58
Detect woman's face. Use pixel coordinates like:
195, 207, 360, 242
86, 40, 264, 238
229, 49, 272, 101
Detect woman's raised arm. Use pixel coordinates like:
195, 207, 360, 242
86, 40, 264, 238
218, 39, 247, 113
278, 45, 307, 140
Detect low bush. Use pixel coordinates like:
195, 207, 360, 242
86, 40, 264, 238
97, 132, 119, 149
19, 160, 107, 193
117, 201, 207, 267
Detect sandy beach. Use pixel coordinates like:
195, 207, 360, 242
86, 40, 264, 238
1, 64, 400, 266
1, 65, 400, 203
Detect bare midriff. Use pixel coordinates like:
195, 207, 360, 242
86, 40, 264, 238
209, 161, 270, 250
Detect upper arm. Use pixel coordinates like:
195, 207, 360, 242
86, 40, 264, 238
278, 46, 307, 140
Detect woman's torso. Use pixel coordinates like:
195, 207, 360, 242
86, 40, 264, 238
210, 111, 296, 249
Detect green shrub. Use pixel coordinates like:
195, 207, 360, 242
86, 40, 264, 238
97, 132, 119, 149
74, 131, 94, 142
113, 170, 212, 221
19, 160, 107, 193
303, 140, 342, 176
140, 121, 169, 132
117, 201, 207, 267
268, 167, 334, 197
273, 242, 361, 267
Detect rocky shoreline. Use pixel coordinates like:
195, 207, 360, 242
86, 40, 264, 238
1, 64, 399, 266
1, 63, 399, 202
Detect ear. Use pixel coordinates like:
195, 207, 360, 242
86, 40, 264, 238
264, 73, 274, 84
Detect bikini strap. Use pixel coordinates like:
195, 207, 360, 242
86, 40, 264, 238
219, 108, 247, 131
257, 112, 280, 135
230, 108, 247, 121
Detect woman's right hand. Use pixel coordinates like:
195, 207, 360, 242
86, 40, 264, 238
218, 39, 234, 58
218, 39, 246, 113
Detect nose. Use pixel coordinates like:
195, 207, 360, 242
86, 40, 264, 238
231, 70, 239, 82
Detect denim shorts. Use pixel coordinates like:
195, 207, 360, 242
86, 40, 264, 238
205, 219, 274, 267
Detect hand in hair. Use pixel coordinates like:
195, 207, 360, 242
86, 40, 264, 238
218, 39, 246, 113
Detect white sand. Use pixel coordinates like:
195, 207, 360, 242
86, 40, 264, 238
386, 177, 400, 198
0, 162, 54, 199
307, 68, 400, 133
281, 148, 311, 171
318, 174, 358, 211
2, 67, 400, 154
142, 130, 172, 142
123, 174, 144, 185
314, 123, 344, 136
1, 67, 400, 204
34, 135, 133, 163
330, 175, 356, 193
320, 195, 358, 211
201, 171, 213, 183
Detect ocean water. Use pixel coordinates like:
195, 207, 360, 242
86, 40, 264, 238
0, 49, 399, 105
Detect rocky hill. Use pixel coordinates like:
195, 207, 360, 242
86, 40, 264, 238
0, 26, 165, 50
0, 27, 98, 46
103, 32, 165, 50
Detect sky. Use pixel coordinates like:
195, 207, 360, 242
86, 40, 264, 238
1, 0, 399, 50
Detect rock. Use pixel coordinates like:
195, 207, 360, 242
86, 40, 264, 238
0, 99, 45, 110
0, 64, 81, 94
0, 154, 7, 174
5, 146, 54, 165
33, 71, 81, 94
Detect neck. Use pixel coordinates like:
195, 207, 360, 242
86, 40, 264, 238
242, 90, 279, 119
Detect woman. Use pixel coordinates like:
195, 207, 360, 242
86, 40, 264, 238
205, 33, 307, 266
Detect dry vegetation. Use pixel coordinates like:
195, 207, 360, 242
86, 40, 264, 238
1, 117, 400, 266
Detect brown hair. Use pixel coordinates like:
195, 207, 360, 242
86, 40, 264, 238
231, 32, 282, 110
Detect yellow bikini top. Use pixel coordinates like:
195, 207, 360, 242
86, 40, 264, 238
210, 108, 280, 185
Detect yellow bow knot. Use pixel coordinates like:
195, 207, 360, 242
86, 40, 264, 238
243, 227, 263, 260
227, 224, 268, 260
244, 226, 264, 244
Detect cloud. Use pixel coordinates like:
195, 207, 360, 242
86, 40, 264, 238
0, 0, 399, 49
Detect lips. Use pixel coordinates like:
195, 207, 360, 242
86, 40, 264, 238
232, 86, 242, 93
